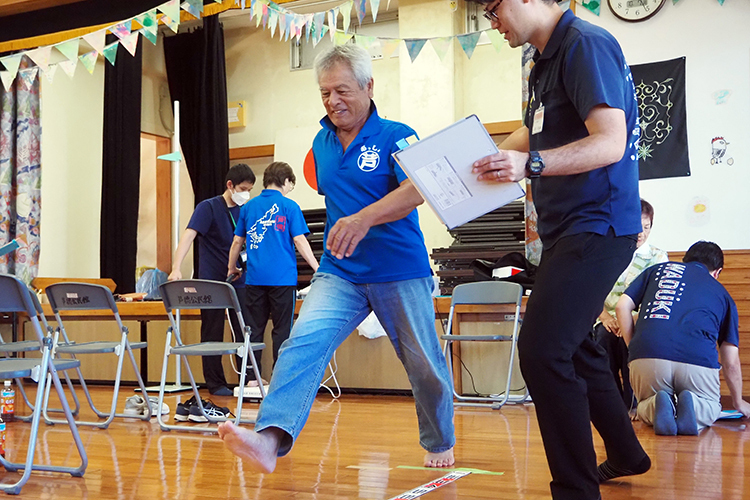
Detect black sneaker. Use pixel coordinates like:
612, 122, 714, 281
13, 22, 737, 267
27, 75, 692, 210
174, 396, 198, 422
188, 399, 232, 423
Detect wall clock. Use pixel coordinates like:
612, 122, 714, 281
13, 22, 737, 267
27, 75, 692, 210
608, 0, 666, 23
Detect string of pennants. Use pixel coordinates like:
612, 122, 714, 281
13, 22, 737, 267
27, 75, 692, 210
0, 0, 726, 91
0, 0, 510, 92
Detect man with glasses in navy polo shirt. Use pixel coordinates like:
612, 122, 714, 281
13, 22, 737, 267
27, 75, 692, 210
218, 44, 455, 473
470, 1, 651, 499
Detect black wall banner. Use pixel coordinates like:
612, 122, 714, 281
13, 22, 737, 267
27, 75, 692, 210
631, 57, 691, 181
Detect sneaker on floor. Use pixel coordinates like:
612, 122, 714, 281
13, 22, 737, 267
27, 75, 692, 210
124, 395, 146, 417
146, 396, 170, 417
188, 399, 232, 423
654, 390, 677, 436
174, 396, 198, 422
676, 390, 699, 435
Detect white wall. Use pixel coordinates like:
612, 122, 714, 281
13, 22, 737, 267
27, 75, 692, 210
578, 1, 750, 252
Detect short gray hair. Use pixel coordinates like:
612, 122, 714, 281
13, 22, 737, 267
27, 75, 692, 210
313, 44, 372, 89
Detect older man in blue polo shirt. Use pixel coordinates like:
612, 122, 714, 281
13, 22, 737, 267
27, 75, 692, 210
218, 44, 455, 473
470, 1, 650, 499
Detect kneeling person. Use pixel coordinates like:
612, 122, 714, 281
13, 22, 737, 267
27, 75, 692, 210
617, 241, 750, 435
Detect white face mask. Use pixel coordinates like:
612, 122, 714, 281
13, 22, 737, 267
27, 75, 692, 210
231, 189, 251, 206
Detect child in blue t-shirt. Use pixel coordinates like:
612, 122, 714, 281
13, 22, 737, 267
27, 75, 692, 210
228, 162, 318, 388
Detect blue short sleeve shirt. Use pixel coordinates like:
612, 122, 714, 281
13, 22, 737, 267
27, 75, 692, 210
312, 103, 432, 284
526, 9, 642, 247
624, 261, 740, 369
234, 189, 309, 286
187, 196, 245, 288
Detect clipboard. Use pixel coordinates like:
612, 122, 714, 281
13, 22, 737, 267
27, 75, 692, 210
392, 115, 525, 229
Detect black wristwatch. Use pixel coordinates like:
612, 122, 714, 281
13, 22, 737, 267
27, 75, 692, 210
526, 151, 545, 178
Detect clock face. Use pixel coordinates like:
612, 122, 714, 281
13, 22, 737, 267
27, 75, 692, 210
608, 0, 666, 23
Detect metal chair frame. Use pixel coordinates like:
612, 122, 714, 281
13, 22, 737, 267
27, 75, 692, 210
41, 283, 152, 428
156, 280, 266, 433
0, 274, 87, 494
442, 281, 529, 408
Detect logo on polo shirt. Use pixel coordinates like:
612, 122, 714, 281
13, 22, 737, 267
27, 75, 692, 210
358, 145, 380, 172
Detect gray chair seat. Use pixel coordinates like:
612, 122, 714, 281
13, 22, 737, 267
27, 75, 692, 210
171, 341, 266, 357
0, 340, 41, 353
0, 359, 41, 379
57, 341, 147, 354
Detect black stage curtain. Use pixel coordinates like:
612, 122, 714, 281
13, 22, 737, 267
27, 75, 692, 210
631, 57, 691, 180
163, 16, 230, 207
100, 36, 142, 294
0, 0, 165, 44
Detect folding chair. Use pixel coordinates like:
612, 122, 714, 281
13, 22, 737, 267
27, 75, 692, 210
42, 283, 152, 428
441, 281, 528, 408
156, 279, 266, 433
0, 274, 87, 494
0, 290, 81, 423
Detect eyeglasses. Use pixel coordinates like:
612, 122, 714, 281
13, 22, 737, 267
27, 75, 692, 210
483, 1, 503, 22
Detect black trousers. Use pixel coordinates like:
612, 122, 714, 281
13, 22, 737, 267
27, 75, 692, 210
518, 231, 647, 500
594, 323, 635, 410
200, 304, 249, 393
243, 285, 296, 381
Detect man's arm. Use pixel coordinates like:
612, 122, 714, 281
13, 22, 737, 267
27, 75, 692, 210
326, 179, 424, 259
227, 235, 246, 281
293, 235, 319, 272
719, 343, 750, 418
168, 229, 198, 281
615, 294, 637, 345
473, 105, 628, 183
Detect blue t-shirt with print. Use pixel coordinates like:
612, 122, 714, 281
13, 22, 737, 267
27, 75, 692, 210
624, 261, 740, 369
187, 195, 245, 288
235, 189, 309, 286
526, 9, 642, 247
312, 103, 432, 284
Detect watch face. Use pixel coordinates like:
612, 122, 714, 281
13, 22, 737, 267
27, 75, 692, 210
608, 0, 665, 23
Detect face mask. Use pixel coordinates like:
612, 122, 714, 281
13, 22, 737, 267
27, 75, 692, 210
231, 189, 251, 206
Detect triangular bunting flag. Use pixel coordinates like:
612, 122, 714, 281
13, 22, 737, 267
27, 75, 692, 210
355, 34, 377, 51
355, 0, 366, 25
55, 39, 80, 61
141, 27, 158, 45
120, 32, 140, 56
111, 20, 132, 40
334, 31, 354, 46
312, 12, 326, 43
18, 67, 39, 90
262, 4, 269, 29
327, 10, 336, 41
404, 39, 427, 63
59, 59, 78, 78
430, 37, 453, 62
717, 0, 725, 4
0, 71, 16, 92
102, 41, 119, 66
269, 9, 278, 38
159, 0, 180, 25
485, 29, 504, 52
79, 50, 98, 74
181, 0, 203, 19
253, 2, 263, 28
370, 0, 380, 23
0, 54, 23, 79
580, 0, 601, 15
340, 1, 352, 33
136, 10, 158, 34
157, 151, 183, 162
380, 38, 400, 59
26, 46, 52, 72
83, 30, 106, 54
457, 32, 481, 59
43, 64, 59, 83
313, 25, 329, 47
304, 14, 314, 41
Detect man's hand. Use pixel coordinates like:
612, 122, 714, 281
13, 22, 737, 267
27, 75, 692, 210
227, 265, 241, 282
599, 312, 620, 335
327, 213, 372, 259
168, 270, 182, 281
472, 150, 529, 183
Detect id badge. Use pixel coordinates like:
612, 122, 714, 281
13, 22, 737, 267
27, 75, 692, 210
240, 251, 247, 264
532, 105, 544, 135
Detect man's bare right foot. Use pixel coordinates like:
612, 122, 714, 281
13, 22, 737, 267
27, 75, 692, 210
424, 448, 455, 468
218, 422, 282, 473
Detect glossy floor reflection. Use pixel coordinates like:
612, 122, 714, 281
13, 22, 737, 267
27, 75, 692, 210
1, 386, 748, 499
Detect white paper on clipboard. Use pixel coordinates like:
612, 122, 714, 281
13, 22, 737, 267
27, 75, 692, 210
392, 115, 525, 229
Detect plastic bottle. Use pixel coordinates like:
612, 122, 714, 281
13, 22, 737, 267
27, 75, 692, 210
0, 416, 5, 457
1, 381, 14, 423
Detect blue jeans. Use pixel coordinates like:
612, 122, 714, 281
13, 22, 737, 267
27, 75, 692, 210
255, 272, 455, 456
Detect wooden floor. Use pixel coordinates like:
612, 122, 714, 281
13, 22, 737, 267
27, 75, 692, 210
2, 386, 749, 499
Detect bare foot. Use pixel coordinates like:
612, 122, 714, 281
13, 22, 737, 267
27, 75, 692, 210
217, 421, 281, 473
424, 448, 455, 468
